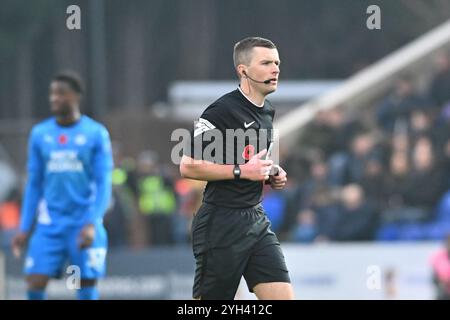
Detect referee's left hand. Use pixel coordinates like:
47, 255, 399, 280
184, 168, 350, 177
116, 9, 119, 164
270, 165, 287, 190
79, 224, 95, 249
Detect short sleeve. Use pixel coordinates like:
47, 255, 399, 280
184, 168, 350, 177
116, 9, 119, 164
183, 105, 225, 163
93, 126, 114, 172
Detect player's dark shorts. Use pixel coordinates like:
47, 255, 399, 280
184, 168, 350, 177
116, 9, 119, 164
191, 202, 291, 300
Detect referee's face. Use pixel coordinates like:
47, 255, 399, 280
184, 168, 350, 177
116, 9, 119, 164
247, 47, 280, 95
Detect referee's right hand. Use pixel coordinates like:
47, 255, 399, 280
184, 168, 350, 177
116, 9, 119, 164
241, 149, 273, 181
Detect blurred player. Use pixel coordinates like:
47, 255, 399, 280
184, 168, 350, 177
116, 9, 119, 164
11, 72, 113, 300
180, 37, 294, 300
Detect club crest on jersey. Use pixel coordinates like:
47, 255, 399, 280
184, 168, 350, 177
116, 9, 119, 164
75, 134, 87, 145
44, 134, 54, 144
58, 134, 68, 144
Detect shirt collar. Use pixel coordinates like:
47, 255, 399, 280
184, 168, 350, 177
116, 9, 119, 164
237, 86, 264, 108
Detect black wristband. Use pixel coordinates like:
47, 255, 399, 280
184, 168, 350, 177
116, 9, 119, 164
233, 165, 241, 180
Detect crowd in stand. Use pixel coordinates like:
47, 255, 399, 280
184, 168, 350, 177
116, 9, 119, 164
279, 52, 450, 242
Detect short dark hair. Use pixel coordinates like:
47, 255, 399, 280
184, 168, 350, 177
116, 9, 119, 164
52, 71, 84, 94
233, 37, 277, 68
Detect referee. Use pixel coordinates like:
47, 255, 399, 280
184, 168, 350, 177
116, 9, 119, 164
180, 37, 294, 300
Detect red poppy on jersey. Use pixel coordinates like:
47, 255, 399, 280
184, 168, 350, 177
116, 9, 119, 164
242, 144, 255, 160
58, 134, 68, 144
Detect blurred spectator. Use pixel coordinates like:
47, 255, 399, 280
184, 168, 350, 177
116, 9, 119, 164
381, 137, 447, 224
310, 187, 341, 241
435, 107, 450, 188
359, 155, 385, 208
320, 108, 365, 157
280, 152, 326, 238
441, 137, 450, 189
296, 155, 333, 210
136, 150, 176, 246
287, 154, 341, 241
408, 108, 436, 143
402, 136, 448, 221
297, 108, 363, 159
297, 110, 338, 158
281, 150, 310, 184
382, 151, 410, 221
376, 77, 428, 133
0, 189, 20, 249
390, 126, 409, 154
332, 184, 378, 241
430, 234, 450, 300
429, 52, 450, 108
331, 131, 380, 186
290, 209, 318, 243
262, 187, 287, 233
107, 154, 147, 249
173, 178, 204, 244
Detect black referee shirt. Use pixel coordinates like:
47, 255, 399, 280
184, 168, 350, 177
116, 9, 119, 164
184, 88, 275, 208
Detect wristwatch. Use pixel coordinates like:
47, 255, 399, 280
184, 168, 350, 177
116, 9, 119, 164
233, 164, 241, 180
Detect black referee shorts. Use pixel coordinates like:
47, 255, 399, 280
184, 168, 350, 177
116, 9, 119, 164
191, 202, 291, 300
